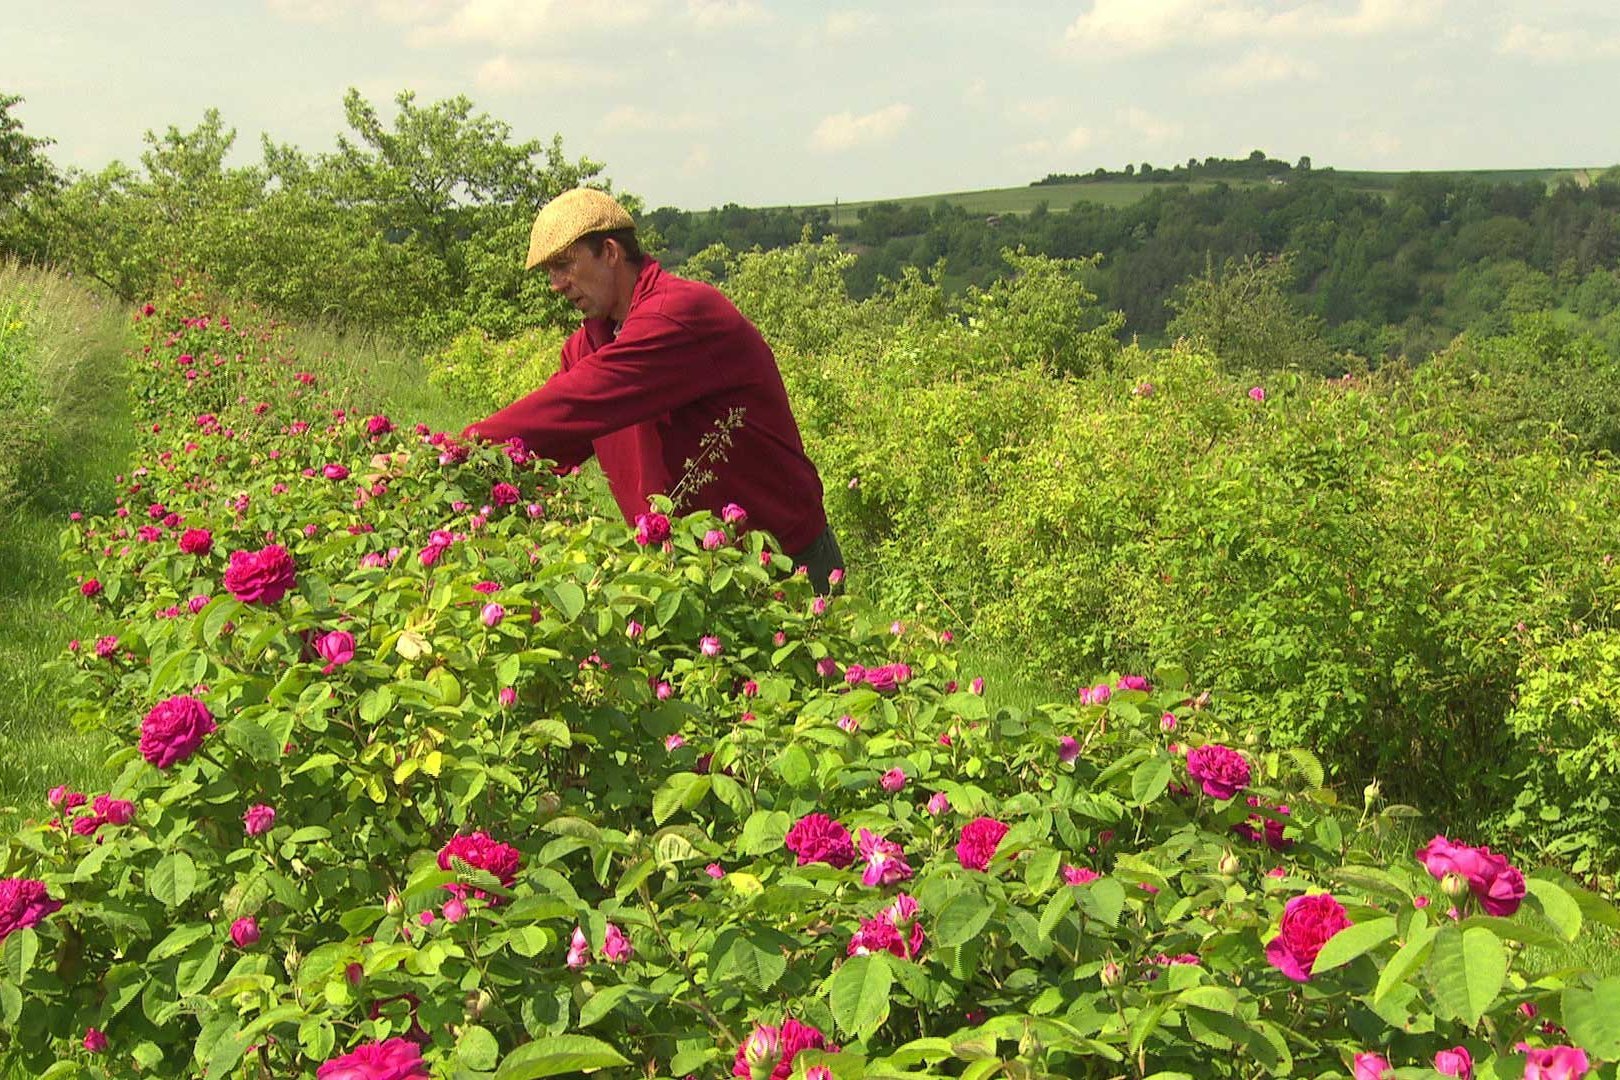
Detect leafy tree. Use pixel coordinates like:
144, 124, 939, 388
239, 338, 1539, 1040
1167, 252, 1337, 374
0, 93, 61, 258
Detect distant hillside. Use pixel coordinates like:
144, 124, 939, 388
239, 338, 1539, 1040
747, 167, 1598, 226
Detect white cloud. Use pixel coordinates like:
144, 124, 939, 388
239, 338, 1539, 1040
1208, 48, 1320, 89
1120, 106, 1182, 144
1063, 124, 1094, 151
810, 103, 913, 153
1497, 21, 1620, 61
601, 105, 713, 133
473, 55, 605, 93
686, 0, 767, 28
1010, 97, 1063, 125
681, 144, 711, 176
1065, 0, 1443, 54
963, 77, 989, 106
399, 0, 660, 48
826, 10, 879, 39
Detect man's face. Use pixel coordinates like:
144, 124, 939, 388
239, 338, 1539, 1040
544, 239, 618, 320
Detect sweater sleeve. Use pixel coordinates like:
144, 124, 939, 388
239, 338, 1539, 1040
466, 312, 724, 467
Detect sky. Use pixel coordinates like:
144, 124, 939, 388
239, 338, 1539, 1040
4, 1, 1618, 211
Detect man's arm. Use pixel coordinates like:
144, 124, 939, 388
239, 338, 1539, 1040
465, 312, 727, 464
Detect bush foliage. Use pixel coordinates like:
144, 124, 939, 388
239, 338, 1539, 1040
4, 296, 1619, 1078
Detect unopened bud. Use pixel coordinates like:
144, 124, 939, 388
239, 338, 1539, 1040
1441, 872, 1470, 900
384, 890, 403, 916
1217, 851, 1241, 877
1363, 778, 1381, 806
743, 1028, 782, 1079
1100, 960, 1123, 988
464, 988, 493, 1019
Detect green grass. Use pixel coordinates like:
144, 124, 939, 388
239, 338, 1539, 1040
279, 318, 472, 436
0, 263, 131, 830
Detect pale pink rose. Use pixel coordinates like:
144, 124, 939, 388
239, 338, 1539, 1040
603, 923, 632, 963
700, 635, 722, 657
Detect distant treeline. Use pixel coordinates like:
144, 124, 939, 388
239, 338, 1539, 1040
1031, 148, 1308, 185
649, 167, 1620, 361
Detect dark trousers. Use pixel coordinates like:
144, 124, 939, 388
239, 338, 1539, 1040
790, 526, 845, 596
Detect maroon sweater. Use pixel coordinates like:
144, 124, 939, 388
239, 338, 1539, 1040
467, 260, 828, 553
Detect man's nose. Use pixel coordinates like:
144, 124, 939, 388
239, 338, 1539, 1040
547, 268, 568, 291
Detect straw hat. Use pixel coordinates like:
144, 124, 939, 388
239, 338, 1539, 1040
525, 188, 636, 270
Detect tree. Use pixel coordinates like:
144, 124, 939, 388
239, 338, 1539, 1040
0, 93, 61, 257
1296, 155, 1312, 172
1167, 252, 1337, 374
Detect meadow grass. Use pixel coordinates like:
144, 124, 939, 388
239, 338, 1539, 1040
0, 263, 130, 830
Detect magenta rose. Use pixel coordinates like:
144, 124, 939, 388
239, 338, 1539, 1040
316, 1038, 429, 1080
243, 804, 276, 836
956, 816, 1010, 872
784, 813, 856, 869
848, 893, 926, 960
366, 414, 394, 437
732, 1018, 833, 1080
316, 630, 356, 667
1517, 1044, 1590, 1080
0, 879, 62, 942
491, 482, 520, 506
224, 544, 297, 604
438, 832, 521, 901
1265, 892, 1352, 982
1415, 835, 1526, 916
1185, 744, 1251, 800
139, 694, 217, 768
1434, 1046, 1473, 1078
230, 916, 260, 948
178, 528, 213, 555
633, 512, 671, 546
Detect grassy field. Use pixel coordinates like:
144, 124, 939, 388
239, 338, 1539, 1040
0, 263, 132, 829
774, 166, 1601, 224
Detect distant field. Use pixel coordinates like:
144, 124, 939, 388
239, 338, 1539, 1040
763, 167, 1601, 224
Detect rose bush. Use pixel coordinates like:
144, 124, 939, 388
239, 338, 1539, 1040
0, 298, 1616, 1078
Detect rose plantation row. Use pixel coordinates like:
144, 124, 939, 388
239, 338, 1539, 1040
0, 295, 1616, 1079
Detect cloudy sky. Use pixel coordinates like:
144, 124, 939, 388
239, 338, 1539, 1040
4, 1, 1617, 210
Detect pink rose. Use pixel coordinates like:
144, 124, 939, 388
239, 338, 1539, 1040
1265, 893, 1351, 982
92, 795, 135, 826
322, 463, 350, 480
0, 879, 62, 942
603, 922, 632, 963
442, 896, 467, 923
83, 1027, 108, 1053
858, 829, 913, 887
1434, 1046, 1472, 1078
880, 767, 907, 793
80, 578, 102, 598
366, 414, 394, 437
848, 895, 926, 960
491, 482, 520, 506
732, 1018, 832, 1080
702, 529, 726, 550
700, 635, 722, 657
1517, 1044, 1589, 1080
1353, 1052, 1392, 1079
784, 813, 855, 869
139, 695, 217, 768
230, 916, 260, 948
925, 792, 950, 816
243, 804, 276, 836
956, 817, 1010, 872
316, 1038, 430, 1080
722, 502, 747, 526
316, 630, 355, 667
224, 544, 297, 604
1185, 744, 1251, 800
179, 528, 213, 555
1415, 835, 1525, 916
1057, 736, 1080, 764
1063, 865, 1100, 885
481, 603, 505, 627
634, 512, 670, 546
566, 926, 591, 969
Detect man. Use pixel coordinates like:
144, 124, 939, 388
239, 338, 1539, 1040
464, 188, 842, 592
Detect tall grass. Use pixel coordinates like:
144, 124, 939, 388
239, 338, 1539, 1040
0, 262, 131, 827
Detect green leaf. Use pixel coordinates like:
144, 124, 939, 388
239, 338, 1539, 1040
492, 1034, 630, 1079
934, 892, 995, 948
1428, 924, 1507, 1027
1, 929, 37, 984
150, 924, 212, 962
1310, 916, 1397, 973
738, 810, 790, 855
549, 582, 586, 622
654, 589, 683, 626
1526, 878, 1583, 942
150, 852, 198, 908
1374, 917, 1437, 1004
723, 935, 788, 991
829, 953, 893, 1039
651, 772, 711, 826
1130, 756, 1172, 806
777, 744, 812, 787
358, 686, 395, 724
458, 1025, 501, 1071
226, 718, 280, 762
1561, 976, 1620, 1059
1079, 877, 1126, 927
577, 984, 638, 1029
